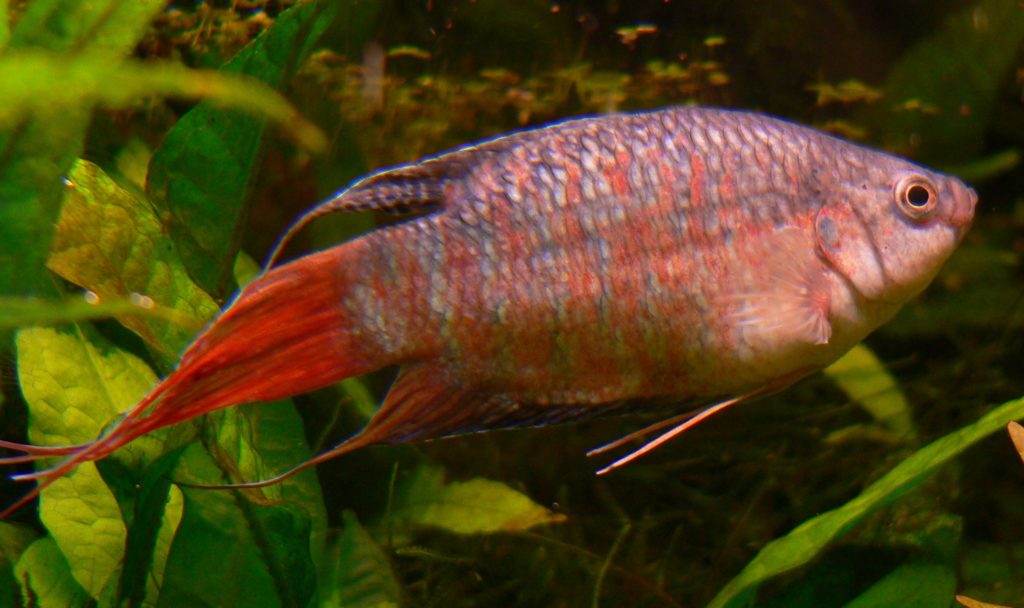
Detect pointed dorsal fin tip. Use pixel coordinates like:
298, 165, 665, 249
263, 159, 458, 270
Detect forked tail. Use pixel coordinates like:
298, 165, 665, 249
1, 241, 382, 517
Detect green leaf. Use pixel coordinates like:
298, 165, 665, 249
0, 0, 9, 52
15, 537, 91, 608
824, 344, 917, 441
389, 465, 567, 537
158, 448, 314, 608
15, 326, 166, 460
147, 484, 184, 606
843, 562, 956, 608
0, 296, 186, 331
340, 378, 379, 422
8, 0, 164, 54
15, 325, 181, 599
320, 511, 402, 608
866, 0, 1024, 164
146, 0, 381, 299
39, 464, 126, 598
49, 159, 217, 358
0, 51, 325, 151
0, 522, 36, 566
709, 395, 1024, 608
944, 148, 1020, 184
118, 448, 187, 607
159, 401, 324, 608
0, 0, 165, 304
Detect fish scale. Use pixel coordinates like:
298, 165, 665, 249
0, 106, 977, 512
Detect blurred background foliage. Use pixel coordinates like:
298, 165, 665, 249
1, 0, 1023, 606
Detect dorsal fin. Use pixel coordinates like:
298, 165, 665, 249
265, 122, 565, 269
266, 153, 474, 268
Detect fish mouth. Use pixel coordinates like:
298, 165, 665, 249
950, 181, 978, 237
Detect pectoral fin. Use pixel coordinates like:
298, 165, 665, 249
724, 227, 832, 346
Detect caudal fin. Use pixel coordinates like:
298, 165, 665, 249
2, 241, 382, 517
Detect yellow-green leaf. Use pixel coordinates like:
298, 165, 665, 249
15, 325, 164, 461
391, 466, 566, 536
15, 324, 182, 599
710, 395, 1024, 608
15, 537, 90, 607
0, 50, 325, 152
825, 343, 917, 441
40, 464, 126, 598
50, 160, 216, 358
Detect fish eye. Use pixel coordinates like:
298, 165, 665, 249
895, 175, 938, 219
906, 184, 930, 207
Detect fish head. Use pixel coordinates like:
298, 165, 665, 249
814, 152, 977, 308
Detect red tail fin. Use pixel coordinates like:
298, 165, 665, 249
2, 241, 380, 517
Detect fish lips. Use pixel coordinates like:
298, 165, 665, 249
950, 180, 978, 237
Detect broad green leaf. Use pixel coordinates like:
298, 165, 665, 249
118, 448, 187, 607
843, 562, 955, 608
49, 159, 216, 358
215, 400, 327, 563
321, 511, 402, 608
15, 537, 90, 608
0, 51, 325, 152
15, 325, 180, 599
15, 325, 167, 462
40, 465, 126, 598
390, 465, 566, 537
709, 395, 1024, 608
147, 485, 184, 607
824, 344, 917, 441
147, 0, 380, 299
159, 401, 324, 608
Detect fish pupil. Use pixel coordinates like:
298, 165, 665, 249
907, 184, 931, 207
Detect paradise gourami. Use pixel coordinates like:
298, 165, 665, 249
1, 106, 977, 516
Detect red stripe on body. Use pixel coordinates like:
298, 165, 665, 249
688, 152, 706, 208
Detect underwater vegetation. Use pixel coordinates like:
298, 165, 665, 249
0, 0, 1022, 606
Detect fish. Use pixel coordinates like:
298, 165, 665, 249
0, 106, 977, 515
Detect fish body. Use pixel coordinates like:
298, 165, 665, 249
333, 107, 974, 424
1, 107, 977, 511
